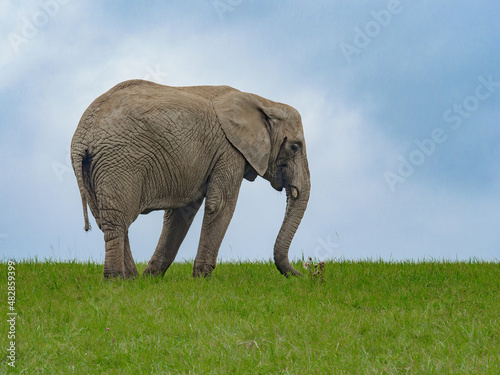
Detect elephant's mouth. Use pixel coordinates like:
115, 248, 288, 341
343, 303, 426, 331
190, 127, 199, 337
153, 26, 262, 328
271, 165, 287, 192
271, 164, 299, 199
274, 165, 299, 200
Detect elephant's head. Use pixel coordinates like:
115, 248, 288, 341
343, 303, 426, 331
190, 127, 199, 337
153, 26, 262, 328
214, 90, 311, 276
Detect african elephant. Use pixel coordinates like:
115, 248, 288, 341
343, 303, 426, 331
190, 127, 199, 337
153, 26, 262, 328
71, 80, 310, 279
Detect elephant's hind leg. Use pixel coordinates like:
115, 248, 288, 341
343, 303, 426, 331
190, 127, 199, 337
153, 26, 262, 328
124, 233, 139, 278
103, 229, 126, 278
97, 176, 141, 278
102, 228, 138, 279
143, 197, 204, 277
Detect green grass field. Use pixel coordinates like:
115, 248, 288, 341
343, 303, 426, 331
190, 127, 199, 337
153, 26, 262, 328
1, 259, 499, 374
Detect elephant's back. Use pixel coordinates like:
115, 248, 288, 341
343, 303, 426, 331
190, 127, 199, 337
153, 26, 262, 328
77, 80, 235, 135
94, 81, 215, 135
74, 80, 230, 209
88, 79, 224, 164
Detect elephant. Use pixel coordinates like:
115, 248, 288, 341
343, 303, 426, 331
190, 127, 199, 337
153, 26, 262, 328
71, 79, 311, 279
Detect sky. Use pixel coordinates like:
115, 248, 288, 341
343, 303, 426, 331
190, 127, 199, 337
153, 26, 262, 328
1, 0, 499, 265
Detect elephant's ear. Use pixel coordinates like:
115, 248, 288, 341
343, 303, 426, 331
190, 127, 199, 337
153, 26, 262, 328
213, 92, 272, 176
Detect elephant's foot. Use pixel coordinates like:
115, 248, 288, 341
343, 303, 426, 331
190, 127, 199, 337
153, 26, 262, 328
143, 265, 163, 277
103, 267, 124, 279
103, 263, 138, 279
192, 263, 215, 278
124, 268, 139, 279
103, 269, 138, 279
143, 258, 169, 277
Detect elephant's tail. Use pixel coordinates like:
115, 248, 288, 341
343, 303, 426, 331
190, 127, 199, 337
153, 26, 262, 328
81, 190, 91, 232
72, 149, 92, 232
81, 197, 90, 232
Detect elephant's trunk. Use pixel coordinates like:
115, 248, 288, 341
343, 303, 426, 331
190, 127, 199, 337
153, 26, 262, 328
274, 162, 310, 276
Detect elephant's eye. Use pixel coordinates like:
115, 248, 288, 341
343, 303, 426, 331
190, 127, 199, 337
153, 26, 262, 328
290, 144, 299, 153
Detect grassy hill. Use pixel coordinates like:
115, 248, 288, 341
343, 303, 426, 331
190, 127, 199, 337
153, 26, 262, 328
2, 260, 499, 374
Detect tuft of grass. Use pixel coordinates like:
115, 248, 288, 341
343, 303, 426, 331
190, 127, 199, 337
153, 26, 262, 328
303, 257, 325, 283
1, 259, 499, 374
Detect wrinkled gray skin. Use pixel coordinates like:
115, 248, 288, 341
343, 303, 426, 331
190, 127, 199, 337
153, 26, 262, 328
71, 80, 310, 279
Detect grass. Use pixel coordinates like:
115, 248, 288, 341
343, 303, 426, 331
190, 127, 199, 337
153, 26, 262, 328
1, 259, 499, 374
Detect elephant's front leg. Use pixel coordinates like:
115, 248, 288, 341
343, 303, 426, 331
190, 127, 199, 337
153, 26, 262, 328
144, 197, 204, 277
193, 156, 245, 277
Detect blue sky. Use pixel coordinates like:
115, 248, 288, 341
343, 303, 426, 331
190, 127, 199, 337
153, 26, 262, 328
1, 0, 499, 264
